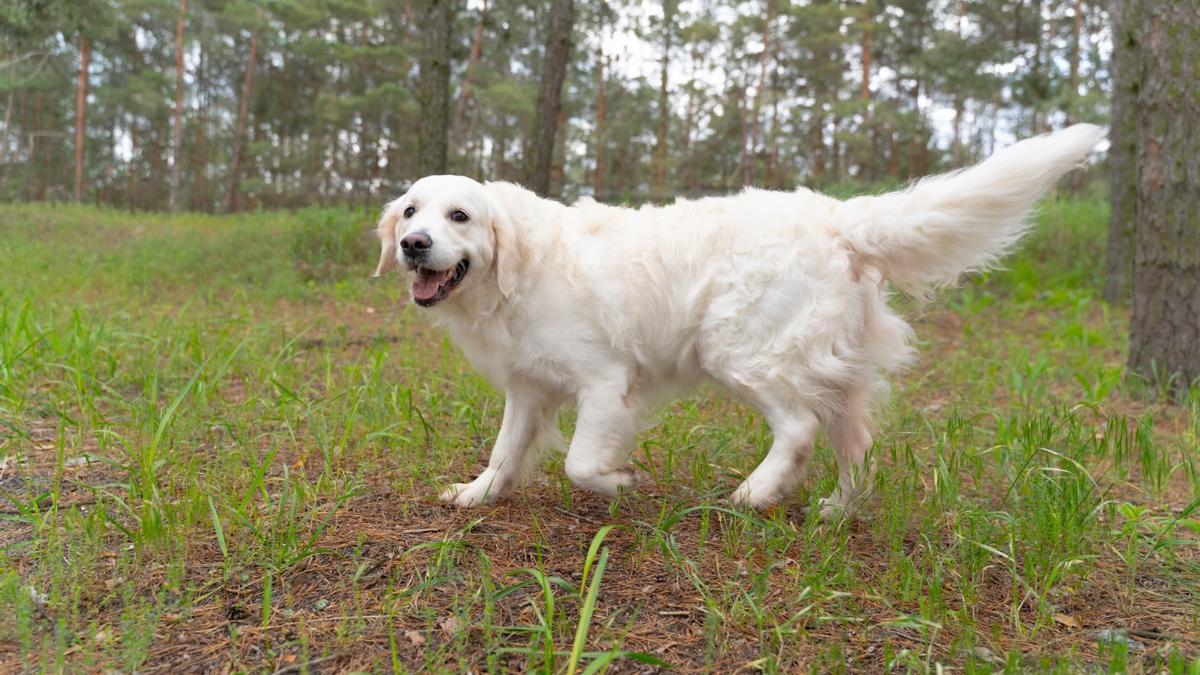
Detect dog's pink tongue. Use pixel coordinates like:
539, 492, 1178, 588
412, 268, 454, 301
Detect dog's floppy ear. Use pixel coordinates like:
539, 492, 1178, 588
373, 200, 402, 277
485, 183, 531, 299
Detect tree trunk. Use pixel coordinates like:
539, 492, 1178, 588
223, 28, 258, 212
127, 120, 139, 209
525, 0, 574, 195
859, 4, 873, 181
170, 0, 188, 212
1128, 0, 1200, 389
0, 90, 13, 169
953, 0, 965, 166
1105, 0, 1137, 303
745, 0, 772, 187
1070, 0, 1082, 96
192, 38, 208, 211
417, 0, 454, 175
593, 51, 607, 199
653, 0, 675, 200
683, 58, 698, 194
767, 69, 781, 186
74, 36, 90, 202
452, 0, 488, 143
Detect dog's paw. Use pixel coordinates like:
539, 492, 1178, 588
816, 497, 852, 522
439, 480, 502, 507
728, 481, 777, 510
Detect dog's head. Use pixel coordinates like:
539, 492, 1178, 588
374, 175, 527, 307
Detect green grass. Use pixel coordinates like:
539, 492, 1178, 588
0, 197, 1197, 672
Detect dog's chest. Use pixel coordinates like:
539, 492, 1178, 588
449, 320, 575, 395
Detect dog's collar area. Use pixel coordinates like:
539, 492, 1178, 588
413, 259, 470, 307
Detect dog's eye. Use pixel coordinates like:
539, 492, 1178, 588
403, 206, 416, 218
450, 210, 469, 223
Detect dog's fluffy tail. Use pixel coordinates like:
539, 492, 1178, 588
835, 123, 1104, 297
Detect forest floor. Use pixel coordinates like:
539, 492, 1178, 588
0, 197, 1197, 673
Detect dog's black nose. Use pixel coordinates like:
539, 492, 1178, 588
400, 232, 432, 254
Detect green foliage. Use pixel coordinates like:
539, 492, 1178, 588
0, 0, 1113, 208
288, 208, 377, 282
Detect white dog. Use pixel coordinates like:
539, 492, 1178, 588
373, 124, 1103, 518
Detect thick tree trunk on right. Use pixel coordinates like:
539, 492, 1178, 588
416, 0, 453, 175
1104, 0, 1137, 303
525, 0, 574, 195
74, 36, 90, 202
1128, 0, 1200, 389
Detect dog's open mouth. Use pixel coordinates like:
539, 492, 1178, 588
412, 259, 469, 307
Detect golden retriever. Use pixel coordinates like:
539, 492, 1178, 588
373, 124, 1103, 517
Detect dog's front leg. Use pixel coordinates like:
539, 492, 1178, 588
563, 381, 640, 496
440, 387, 555, 507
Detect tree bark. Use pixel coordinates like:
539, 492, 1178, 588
170, 0, 188, 212
192, 38, 208, 210
953, 0, 965, 166
74, 36, 90, 202
1105, 0, 1137, 303
525, 0, 574, 195
1070, 0, 1082, 96
223, 28, 258, 212
592, 51, 607, 199
0, 90, 13, 169
682, 49, 699, 194
416, 0, 454, 175
1128, 0, 1200, 389
745, 0, 772, 186
859, 3, 873, 181
767, 69, 780, 186
652, 0, 675, 200
452, 0, 488, 144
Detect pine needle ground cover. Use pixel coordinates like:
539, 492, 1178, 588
0, 199, 1196, 672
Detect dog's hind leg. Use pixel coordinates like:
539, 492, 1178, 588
818, 386, 876, 520
727, 387, 821, 509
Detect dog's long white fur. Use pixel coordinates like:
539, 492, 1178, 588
375, 124, 1104, 515
837, 123, 1105, 297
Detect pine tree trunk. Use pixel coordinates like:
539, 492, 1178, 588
192, 39, 208, 211
592, 51, 607, 199
452, 0, 488, 144
416, 0, 453, 175
0, 90, 12, 169
745, 0, 772, 187
525, 0, 574, 195
74, 36, 90, 202
127, 120, 139, 209
653, 0, 675, 200
1070, 0, 1082, 96
170, 0, 188, 212
1128, 0, 1200, 389
683, 60, 698, 194
953, 0, 965, 166
859, 5, 873, 181
767, 70, 780, 187
1105, 0, 1137, 303
223, 28, 258, 212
